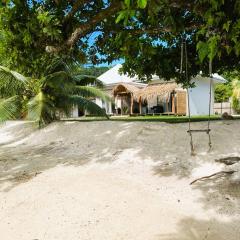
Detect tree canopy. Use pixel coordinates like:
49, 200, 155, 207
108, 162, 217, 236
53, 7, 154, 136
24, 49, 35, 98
0, 0, 239, 82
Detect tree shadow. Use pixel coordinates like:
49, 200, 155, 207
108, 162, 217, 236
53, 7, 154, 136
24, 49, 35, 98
0, 121, 37, 146
157, 216, 240, 240
0, 120, 240, 201
191, 176, 240, 216
0, 142, 92, 192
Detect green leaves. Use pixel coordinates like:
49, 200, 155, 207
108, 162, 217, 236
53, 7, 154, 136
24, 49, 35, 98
137, 0, 148, 9
124, 0, 131, 8
196, 35, 220, 62
74, 86, 111, 102
116, 9, 136, 24
0, 65, 26, 97
117, 0, 147, 24
68, 95, 108, 118
0, 96, 22, 122
0, 60, 109, 126
208, 35, 220, 60
27, 91, 55, 126
197, 41, 209, 63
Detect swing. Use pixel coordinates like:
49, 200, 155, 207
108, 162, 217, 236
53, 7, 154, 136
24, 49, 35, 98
180, 39, 213, 156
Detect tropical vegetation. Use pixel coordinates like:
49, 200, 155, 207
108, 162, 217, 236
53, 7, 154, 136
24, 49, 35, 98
0, 1, 239, 82
0, 59, 109, 127
232, 79, 240, 113
0, 0, 239, 125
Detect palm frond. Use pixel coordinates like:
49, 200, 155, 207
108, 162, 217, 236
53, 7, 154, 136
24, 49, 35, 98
0, 96, 22, 122
74, 86, 111, 102
0, 66, 27, 97
43, 71, 75, 95
44, 58, 69, 76
73, 75, 104, 87
54, 95, 74, 117
27, 91, 55, 127
68, 95, 108, 118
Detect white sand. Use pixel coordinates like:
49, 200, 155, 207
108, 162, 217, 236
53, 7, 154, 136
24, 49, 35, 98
0, 120, 240, 240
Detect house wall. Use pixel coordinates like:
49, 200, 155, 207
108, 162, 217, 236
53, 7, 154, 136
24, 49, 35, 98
214, 102, 235, 115
72, 106, 79, 118
95, 98, 113, 114
187, 77, 214, 116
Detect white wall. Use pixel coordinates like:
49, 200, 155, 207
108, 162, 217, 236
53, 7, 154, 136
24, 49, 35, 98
94, 98, 113, 114
187, 77, 214, 116
95, 98, 103, 108
72, 105, 79, 118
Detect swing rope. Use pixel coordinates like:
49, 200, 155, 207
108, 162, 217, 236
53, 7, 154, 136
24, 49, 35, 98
180, 38, 213, 155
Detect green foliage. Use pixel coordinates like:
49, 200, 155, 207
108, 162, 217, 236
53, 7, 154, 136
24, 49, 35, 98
0, 96, 22, 122
0, 0, 239, 85
0, 66, 26, 97
0, 2, 63, 77
0, 60, 109, 127
80, 67, 110, 77
232, 78, 240, 113
137, 0, 148, 9
97, 0, 240, 82
214, 84, 232, 103
232, 96, 240, 113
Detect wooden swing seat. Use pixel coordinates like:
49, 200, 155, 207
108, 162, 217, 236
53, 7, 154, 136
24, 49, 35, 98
187, 129, 211, 134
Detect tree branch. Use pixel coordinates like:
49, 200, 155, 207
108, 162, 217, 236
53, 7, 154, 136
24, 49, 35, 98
66, 1, 122, 47
190, 171, 236, 185
64, 0, 91, 23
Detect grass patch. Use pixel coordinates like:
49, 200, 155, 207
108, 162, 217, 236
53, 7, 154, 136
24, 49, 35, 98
60, 115, 240, 123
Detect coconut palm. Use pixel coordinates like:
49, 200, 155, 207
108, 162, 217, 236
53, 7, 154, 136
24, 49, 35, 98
0, 60, 109, 127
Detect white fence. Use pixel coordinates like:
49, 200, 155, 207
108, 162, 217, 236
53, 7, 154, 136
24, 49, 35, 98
214, 102, 235, 115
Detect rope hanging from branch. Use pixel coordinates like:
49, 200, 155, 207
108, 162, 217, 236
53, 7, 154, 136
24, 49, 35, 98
180, 38, 213, 155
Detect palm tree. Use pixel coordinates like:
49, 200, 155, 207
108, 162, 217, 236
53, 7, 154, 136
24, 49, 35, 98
0, 60, 110, 127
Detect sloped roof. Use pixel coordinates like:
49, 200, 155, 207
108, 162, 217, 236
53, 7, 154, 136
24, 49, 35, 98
113, 83, 140, 96
98, 64, 227, 86
136, 82, 178, 102
193, 74, 227, 84
98, 64, 138, 84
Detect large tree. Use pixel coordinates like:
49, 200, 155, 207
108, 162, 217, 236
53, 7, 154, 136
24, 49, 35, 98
0, 0, 239, 82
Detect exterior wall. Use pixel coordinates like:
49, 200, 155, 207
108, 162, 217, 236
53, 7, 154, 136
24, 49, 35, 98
187, 78, 214, 116
214, 102, 235, 115
94, 98, 113, 115
72, 105, 79, 118
95, 98, 103, 108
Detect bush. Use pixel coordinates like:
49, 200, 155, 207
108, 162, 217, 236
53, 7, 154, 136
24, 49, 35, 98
232, 96, 240, 114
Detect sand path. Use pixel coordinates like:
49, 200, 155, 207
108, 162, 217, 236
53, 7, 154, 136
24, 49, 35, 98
0, 120, 240, 240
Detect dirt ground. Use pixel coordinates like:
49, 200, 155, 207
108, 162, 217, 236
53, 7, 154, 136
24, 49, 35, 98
0, 120, 240, 240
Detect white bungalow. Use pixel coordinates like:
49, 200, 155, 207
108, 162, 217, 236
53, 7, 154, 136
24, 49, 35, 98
70, 64, 226, 117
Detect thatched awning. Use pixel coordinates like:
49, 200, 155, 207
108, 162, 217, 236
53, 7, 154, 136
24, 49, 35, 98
136, 82, 178, 102
113, 83, 140, 97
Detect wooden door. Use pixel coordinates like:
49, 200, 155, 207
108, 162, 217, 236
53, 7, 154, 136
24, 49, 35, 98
176, 91, 187, 115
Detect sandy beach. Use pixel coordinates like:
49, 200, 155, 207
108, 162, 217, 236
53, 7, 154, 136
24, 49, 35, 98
0, 120, 240, 240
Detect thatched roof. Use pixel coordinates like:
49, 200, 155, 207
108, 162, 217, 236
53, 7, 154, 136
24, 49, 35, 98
113, 83, 140, 97
136, 82, 178, 102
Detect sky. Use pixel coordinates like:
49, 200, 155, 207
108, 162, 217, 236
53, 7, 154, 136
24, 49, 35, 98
85, 31, 124, 68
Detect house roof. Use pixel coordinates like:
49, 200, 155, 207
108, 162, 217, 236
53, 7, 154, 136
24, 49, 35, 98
98, 64, 227, 86
136, 82, 179, 102
98, 64, 138, 84
212, 73, 227, 83
113, 83, 140, 97
193, 73, 227, 84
